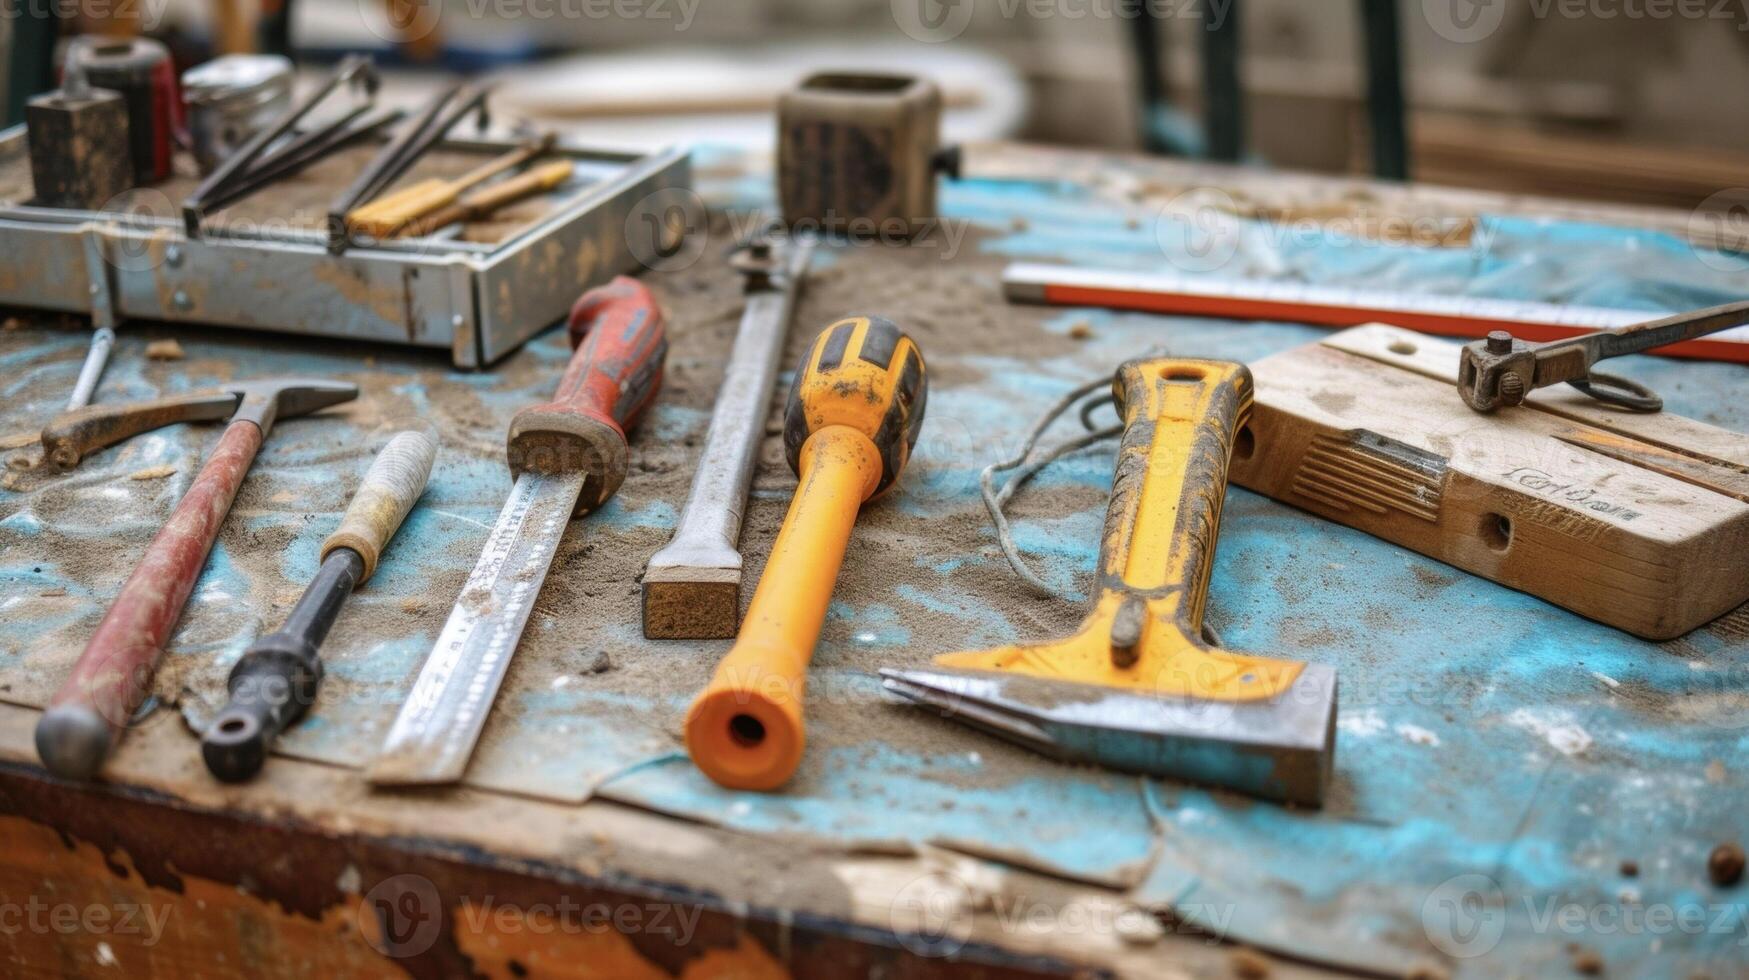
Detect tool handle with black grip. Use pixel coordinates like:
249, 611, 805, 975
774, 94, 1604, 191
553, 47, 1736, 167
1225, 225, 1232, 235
507, 275, 668, 512
202, 430, 437, 782
686, 316, 929, 791
780, 314, 927, 499
202, 548, 359, 783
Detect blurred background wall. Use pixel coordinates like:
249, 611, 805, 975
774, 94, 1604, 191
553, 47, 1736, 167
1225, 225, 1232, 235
16, 0, 1749, 209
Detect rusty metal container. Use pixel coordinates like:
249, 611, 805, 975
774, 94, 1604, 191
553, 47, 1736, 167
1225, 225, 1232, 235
777, 72, 947, 237
75, 37, 178, 185
25, 87, 132, 210
0, 129, 691, 367
182, 55, 295, 175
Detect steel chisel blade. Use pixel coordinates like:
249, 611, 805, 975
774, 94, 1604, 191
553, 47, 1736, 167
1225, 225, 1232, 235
367, 471, 586, 785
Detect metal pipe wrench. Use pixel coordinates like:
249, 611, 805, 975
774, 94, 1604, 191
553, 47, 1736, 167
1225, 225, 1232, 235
1457, 298, 1749, 413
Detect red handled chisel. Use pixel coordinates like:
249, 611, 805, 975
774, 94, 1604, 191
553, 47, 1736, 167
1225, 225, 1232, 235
368, 277, 667, 785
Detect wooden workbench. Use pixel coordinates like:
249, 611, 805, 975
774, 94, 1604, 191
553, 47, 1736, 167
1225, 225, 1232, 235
1, 142, 1745, 979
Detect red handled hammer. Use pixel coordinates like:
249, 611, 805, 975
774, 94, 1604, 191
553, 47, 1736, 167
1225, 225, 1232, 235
36, 378, 358, 779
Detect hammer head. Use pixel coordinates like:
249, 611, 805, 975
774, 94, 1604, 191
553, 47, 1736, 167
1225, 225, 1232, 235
226, 378, 359, 435
40, 378, 357, 470
881, 594, 1339, 807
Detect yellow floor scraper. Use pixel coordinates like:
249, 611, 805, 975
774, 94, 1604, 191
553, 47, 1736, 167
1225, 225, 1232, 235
881, 358, 1338, 806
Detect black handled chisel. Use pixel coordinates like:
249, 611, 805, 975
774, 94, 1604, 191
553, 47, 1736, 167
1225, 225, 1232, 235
202, 430, 437, 781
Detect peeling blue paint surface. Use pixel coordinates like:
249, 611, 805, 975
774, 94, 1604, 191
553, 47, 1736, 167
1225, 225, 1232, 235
1, 146, 1745, 976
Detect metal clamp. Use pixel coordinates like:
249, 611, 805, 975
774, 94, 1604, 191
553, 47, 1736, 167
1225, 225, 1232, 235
1458, 299, 1749, 413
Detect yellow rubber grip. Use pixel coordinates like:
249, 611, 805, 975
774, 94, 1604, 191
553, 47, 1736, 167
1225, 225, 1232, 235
684, 427, 882, 789
935, 359, 1305, 701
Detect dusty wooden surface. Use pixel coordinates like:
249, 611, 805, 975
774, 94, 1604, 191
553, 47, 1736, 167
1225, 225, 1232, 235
1231, 325, 1749, 639
1, 141, 1744, 979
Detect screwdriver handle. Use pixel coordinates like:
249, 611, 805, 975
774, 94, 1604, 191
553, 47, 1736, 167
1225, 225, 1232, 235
781, 315, 927, 497
463, 161, 573, 212
204, 430, 437, 782
686, 316, 929, 791
507, 275, 667, 512
321, 430, 439, 583
398, 161, 574, 239
685, 431, 879, 790
558, 276, 668, 425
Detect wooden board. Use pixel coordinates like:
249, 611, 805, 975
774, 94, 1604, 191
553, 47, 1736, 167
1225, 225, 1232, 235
1230, 325, 1749, 639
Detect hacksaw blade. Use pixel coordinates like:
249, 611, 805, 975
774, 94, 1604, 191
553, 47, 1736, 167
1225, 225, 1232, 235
367, 470, 586, 785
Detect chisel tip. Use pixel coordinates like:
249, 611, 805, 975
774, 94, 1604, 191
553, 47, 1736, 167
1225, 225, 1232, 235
641, 568, 741, 639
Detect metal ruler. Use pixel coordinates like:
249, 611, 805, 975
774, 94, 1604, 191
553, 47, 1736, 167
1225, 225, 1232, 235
367, 471, 586, 785
1002, 262, 1749, 363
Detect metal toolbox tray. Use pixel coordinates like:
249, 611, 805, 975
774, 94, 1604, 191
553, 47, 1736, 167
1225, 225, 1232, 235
0, 126, 690, 368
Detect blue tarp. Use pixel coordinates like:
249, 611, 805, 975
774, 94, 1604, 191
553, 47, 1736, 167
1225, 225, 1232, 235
2, 148, 1744, 976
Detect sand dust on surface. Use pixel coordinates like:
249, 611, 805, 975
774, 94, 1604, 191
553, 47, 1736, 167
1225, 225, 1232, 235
0, 213, 1127, 811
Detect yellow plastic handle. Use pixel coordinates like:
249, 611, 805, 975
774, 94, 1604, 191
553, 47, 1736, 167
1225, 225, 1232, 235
684, 428, 881, 790
936, 358, 1306, 702
685, 316, 928, 790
